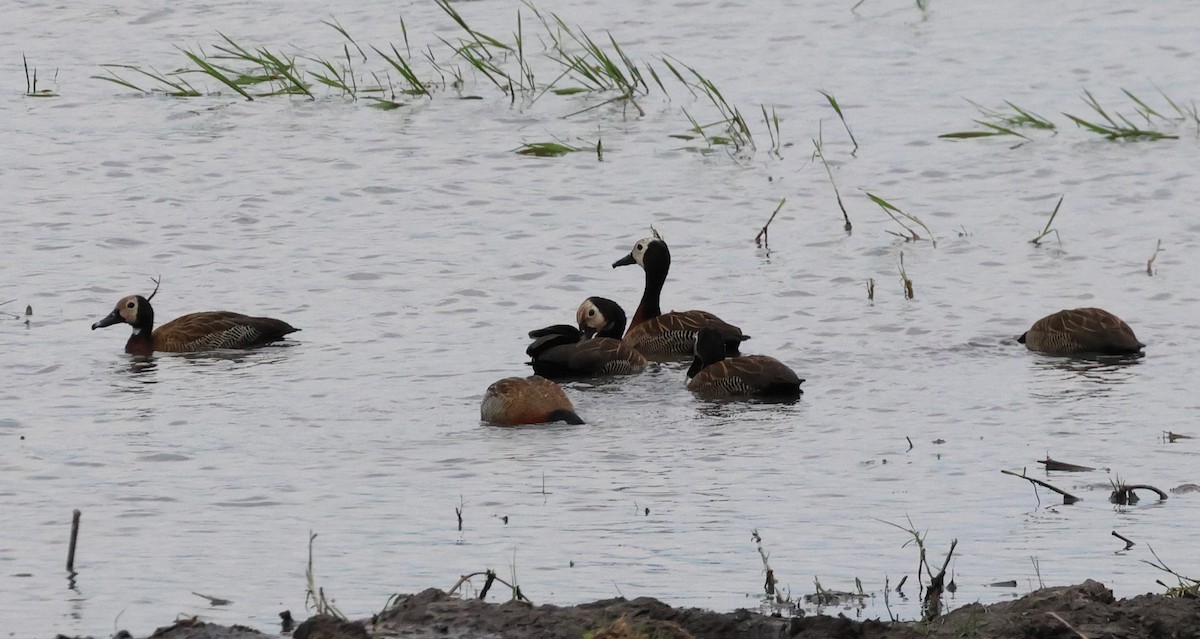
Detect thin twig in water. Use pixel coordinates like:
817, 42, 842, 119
813, 134, 851, 231
1146, 240, 1163, 276
1111, 530, 1135, 551
305, 532, 346, 620
754, 199, 786, 249
1001, 468, 1079, 505
751, 529, 783, 602
898, 251, 914, 300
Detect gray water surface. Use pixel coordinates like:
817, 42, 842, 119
3, 0, 1199, 636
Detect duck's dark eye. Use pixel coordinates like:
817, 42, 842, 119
588, 309, 596, 317
636, 243, 643, 251
126, 302, 135, 309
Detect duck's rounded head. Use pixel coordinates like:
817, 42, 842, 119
577, 296, 628, 339
92, 295, 154, 332
612, 229, 670, 271
687, 327, 728, 379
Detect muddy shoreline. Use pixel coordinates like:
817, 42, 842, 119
57, 580, 1199, 639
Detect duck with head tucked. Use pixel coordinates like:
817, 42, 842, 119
687, 328, 804, 398
1018, 308, 1144, 356
91, 279, 299, 356
613, 229, 749, 357
480, 375, 584, 426
526, 297, 647, 379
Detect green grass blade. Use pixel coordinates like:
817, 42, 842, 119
180, 48, 255, 100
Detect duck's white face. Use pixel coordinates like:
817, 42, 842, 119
576, 298, 606, 332
626, 235, 658, 267
115, 295, 140, 324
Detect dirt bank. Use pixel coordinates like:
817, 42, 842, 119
63, 580, 1199, 639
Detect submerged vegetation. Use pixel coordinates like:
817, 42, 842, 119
943, 90, 1197, 142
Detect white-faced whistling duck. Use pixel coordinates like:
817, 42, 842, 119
525, 297, 648, 379
612, 228, 748, 357
91, 279, 299, 356
686, 328, 804, 398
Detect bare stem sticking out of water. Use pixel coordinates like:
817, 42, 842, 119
898, 251, 914, 300
866, 278, 875, 302
1000, 468, 1078, 505
1111, 530, 1136, 551
751, 529, 784, 603
305, 532, 346, 620
66, 509, 80, 575
813, 133, 851, 232
456, 496, 464, 531
760, 105, 783, 157
876, 516, 957, 621
1146, 239, 1163, 276
446, 570, 532, 603
1141, 545, 1200, 598
754, 199, 786, 249
1030, 195, 1063, 246
23, 54, 59, 97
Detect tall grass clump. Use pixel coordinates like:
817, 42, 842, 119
89, 4, 788, 163
940, 99, 1054, 141
1064, 89, 1179, 140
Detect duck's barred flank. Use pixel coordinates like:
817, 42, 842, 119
92, 292, 298, 355
613, 230, 748, 357
686, 328, 804, 398
1018, 308, 1143, 356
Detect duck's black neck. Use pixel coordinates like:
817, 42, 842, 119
632, 249, 669, 327
125, 299, 156, 355
125, 332, 154, 356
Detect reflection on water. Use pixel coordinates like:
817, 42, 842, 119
1028, 353, 1142, 402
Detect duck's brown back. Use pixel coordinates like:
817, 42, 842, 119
1019, 308, 1143, 355
626, 310, 746, 356
481, 376, 583, 426
531, 338, 647, 378
152, 311, 299, 352
687, 355, 803, 397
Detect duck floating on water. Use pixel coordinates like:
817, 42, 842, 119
526, 297, 647, 379
1018, 308, 1143, 356
91, 279, 299, 355
480, 375, 584, 426
613, 229, 748, 357
686, 328, 804, 398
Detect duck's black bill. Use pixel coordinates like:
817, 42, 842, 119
612, 253, 636, 268
91, 310, 122, 330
